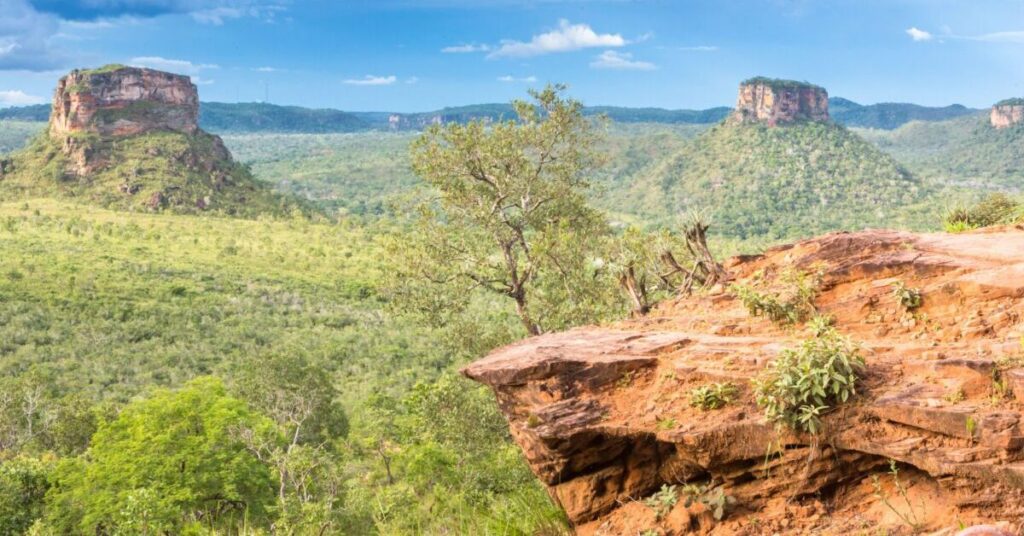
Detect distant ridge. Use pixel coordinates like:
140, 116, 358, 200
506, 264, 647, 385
0, 98, 980, 132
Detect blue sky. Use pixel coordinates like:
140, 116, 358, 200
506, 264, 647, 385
1, 0, 1023, 112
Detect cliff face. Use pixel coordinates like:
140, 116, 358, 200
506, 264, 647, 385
50, 66, 199, 138
991, 100, 1024, 129
465, 228, 1024, 535
0, 65, 300, 217
734, 78, 829, 126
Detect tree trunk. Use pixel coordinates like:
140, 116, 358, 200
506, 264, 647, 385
513, 291, 541, 336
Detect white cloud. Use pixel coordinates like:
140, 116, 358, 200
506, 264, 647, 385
489, 20, 626, 58
129, 56, 219, 75
253, 66, 279, 72
190, 76, 214, 85
589, 50, 656, 70
405, 76, 419, 84
497, 75, 537, 83
0, 0, 67, 71
343, 75, 397, 86
0, 89, 45, 106
678, 45, 718, 52
441, 43, 491, 53
968, 31, 1024, 43
906, 27, 932, 41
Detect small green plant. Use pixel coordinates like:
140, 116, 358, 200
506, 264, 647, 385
871, 460, 922, 530
730, 267, 822, 325
639, 530, 659, 536
752, 325, 864, 434
943, 193, 1022, 232
642, 484, 678, 520
680, 483, 736, 521
617, 370, 636, 389
965, 415, 977, 440
991, 370, 1011, 404
689, 382, 738, 410
656, 417, 677, 430
891, 281, 922, 311
526, 414, 541, 428
943, 389, 965, 404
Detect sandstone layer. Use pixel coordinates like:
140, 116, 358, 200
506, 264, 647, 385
50, 66, 199, 138
465, 227, 1024, 535
734, 78, 829, 126
991, 100, 1024, 129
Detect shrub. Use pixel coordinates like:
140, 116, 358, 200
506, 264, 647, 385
642, 484, 678, 520
730, 268, 821, 325
943, 193, 1021, 232
891, 281, 922, 311
689, 382, 738, 410
752, 326, 864, 434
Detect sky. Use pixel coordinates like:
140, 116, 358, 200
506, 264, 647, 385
1, 0, 1024, 112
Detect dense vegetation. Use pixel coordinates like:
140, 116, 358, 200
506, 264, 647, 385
0, 200, 567, 534
857, 113, 1024, 189
0, 131, 303, 218
617, 120, 936, 239
200, 102, 369, 133
829, 97, 977, 130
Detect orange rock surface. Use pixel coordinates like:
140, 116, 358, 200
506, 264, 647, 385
464, 227, 1024, 534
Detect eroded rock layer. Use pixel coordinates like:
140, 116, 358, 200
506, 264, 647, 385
991, 100, 1024, 129
465, 227, 1024, 534
50, 66, 199, 138
734, 78, 829, 126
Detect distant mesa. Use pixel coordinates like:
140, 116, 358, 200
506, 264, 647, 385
50, 65, 199, 139
0, 65, 302, 217
733, 76, 829, 126
990, 98, 1024, 129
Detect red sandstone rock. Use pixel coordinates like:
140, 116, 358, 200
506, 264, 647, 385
991, 102, 1024, 129
733, 77, 829, 126
465, 227, 1024, 534
50, 66, 198, 138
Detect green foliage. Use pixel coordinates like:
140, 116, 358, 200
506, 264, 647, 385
0, 120, 45, 154
830, 97, 976, 130
995, 98, 1024, 107
942, 193, 1021, 232
689, 382, 738, 410
200, 102, 369, 133
0, 456, 52, 536
871, 460, 922, 530
741, 77, 823, 91
891, 280, 922, 311
389, 84, 621, 336
625, 120, 933, 240
1, 131, 307, 218
680, 482, 736, 521
642, 484, 678, 520
753, 325, 864, 434
731, 268, 822, 325
79, 64, 129, 75
44, 377, 278, 533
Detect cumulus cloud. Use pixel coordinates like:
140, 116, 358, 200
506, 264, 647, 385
0, 0, 67, 71
343, 75, 397, 86
906, 27, 932, 41
0, 89, 46, 106
589, 50, 655, 70
497, 75, 537, 83
489, 20, 625, 58
441, 43, 491, 53
129, 56, 218, 75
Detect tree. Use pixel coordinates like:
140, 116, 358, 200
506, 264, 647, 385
44, 377, 278, 534
391, 85, 617, 337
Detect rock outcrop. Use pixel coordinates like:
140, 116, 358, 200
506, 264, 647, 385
465, 227, 1024, 534
991, 99, 1024, 129
0, 65, 301, 217
734, 77, 829, 126
50, 65, 199, 138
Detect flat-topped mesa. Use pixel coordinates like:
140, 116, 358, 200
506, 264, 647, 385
991, 98, 1024, 129
50, 65, 199, 138
734, 76, 829, 126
